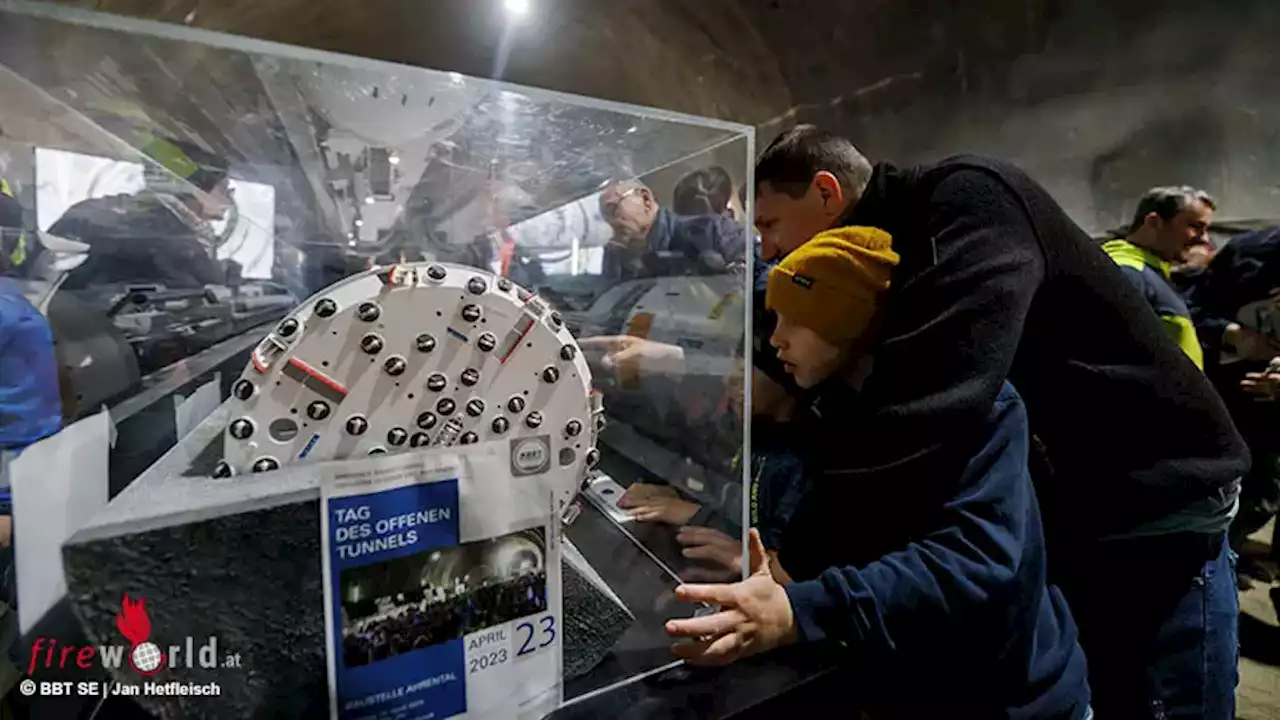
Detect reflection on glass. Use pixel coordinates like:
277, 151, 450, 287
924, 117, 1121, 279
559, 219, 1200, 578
0, 1, 752, 706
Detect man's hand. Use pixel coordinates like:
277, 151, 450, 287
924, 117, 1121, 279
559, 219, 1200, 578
577, 335, 686, 377
1224, 323, 1280, 362
618, 487, 700, 525
1242, 366, 1280, 401
665, 529, 798, 666
0, 515, 11, 549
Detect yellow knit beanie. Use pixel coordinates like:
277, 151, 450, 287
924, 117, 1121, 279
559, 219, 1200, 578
765, 227, 899, 348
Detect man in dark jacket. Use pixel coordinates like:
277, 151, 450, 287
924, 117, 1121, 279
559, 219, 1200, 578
1182, 226, 1280, 583
666, 228, 1091, 718
51, 137, 234, 292
744, 126, 1245, 718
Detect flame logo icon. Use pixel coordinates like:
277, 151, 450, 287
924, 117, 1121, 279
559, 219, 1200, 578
116, 594, 166, 675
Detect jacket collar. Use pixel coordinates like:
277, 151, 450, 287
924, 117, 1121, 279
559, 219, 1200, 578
834, 162, 914, 234
1102, 238, 1171, 279
644, 207, 677, 253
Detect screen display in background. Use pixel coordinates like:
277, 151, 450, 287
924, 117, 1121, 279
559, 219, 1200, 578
34, 146, 277, 280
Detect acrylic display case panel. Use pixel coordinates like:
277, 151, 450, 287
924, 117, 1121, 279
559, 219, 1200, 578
0, 1, 753, 716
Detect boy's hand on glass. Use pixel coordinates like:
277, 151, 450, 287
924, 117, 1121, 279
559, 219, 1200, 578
619, 482, 679, 503
618, 483, 695, 524
677, 526, 742, 574
665, 529, 798, 666
622, 491, 701, 520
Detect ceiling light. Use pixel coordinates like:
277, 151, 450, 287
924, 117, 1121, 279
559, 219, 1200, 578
503, 0, 529, 18
348, 240, 357, 247
355, 219, 364, 227
388, 155, 401, 166
364, 197, 375, 205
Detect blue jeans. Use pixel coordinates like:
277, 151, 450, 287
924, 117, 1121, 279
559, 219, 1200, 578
1058, 530, 1238, 719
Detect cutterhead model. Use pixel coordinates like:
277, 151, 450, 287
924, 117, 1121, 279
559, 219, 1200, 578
216, 262, 601, 509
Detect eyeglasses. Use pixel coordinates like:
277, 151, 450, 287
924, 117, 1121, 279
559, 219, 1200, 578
600, 187, 641, 221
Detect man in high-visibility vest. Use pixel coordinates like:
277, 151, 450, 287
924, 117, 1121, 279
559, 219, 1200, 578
0, 179, 27, 271
1102, 186, 1216, 368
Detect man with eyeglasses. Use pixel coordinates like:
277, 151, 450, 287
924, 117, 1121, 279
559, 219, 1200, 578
598, 179, 746, 281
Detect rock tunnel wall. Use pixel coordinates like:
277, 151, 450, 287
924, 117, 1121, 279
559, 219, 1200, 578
749, 0, 1280, 231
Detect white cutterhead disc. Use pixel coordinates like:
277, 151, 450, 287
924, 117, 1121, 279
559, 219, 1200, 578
216, 262, 599, 507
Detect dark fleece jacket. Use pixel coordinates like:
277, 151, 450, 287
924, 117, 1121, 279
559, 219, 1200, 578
807, 156, 1247, 552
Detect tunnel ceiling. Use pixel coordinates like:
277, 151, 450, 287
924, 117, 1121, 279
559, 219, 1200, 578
25, 0, 1280, 230
41, 0, 1277, 124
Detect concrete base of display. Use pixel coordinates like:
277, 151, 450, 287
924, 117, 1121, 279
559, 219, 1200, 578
61, 462, 633, 720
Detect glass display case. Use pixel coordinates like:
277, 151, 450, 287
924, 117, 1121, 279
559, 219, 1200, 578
0, 1, 754, 716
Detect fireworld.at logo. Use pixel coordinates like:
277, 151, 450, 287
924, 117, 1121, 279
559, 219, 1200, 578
29, 594, 242, 676
117, 594, 165, 674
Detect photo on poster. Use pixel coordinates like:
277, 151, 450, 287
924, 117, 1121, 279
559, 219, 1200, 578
339, 528, 549, 670
322, 457, 563, 720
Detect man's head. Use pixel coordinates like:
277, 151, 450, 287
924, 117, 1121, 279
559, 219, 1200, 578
754, 125, 874, 262
673, 166, 734, 217
143, 136, 233, 222
765, 227, 899, 388
1125, 186, 1215, 264
599, 179, 659, 244
193, 175, 234, 222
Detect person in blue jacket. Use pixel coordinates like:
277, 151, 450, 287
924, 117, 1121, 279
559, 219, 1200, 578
0, 191, 62, 460
598, 179, 746, 281
664, 227, 1090, 719
0, 189, 63, 598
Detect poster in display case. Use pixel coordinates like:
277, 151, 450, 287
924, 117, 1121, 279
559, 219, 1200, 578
0, 1, 754, 717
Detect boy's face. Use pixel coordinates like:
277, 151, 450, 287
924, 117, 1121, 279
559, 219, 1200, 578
770, 312, 846, 388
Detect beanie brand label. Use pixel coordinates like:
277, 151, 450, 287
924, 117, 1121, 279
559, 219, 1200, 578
792, 274, 814, 289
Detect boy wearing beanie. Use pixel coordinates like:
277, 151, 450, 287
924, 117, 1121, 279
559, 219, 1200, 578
666, 227, 1091, 719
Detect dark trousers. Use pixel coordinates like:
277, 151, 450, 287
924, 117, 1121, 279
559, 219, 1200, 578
1058, 530, 1237, 720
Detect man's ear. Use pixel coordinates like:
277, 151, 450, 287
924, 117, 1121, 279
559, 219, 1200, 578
811, 171, 845, 214
1144, 212, 1162, 230
641, 188, 656, 211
